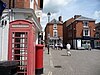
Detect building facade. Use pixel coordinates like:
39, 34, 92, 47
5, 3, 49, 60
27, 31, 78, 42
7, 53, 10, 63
63, 15, 96, 49
0, 0, 43, 75
0, 0, 43, 60
95, 22, 100, 48
45, 16, 63, 47
3, 0, 43, 9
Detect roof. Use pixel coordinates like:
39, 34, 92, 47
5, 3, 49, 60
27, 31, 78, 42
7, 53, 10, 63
49, 19, 63, 24
75, 16, 95, 21
96, 22, 100, 27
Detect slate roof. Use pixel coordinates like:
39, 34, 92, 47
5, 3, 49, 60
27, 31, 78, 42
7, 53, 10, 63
75, 16, 95, 21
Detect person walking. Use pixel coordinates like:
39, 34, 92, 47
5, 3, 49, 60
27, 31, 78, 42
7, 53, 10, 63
60, 43, 63, 50
47, 44, 49, 54
88, 43, 91, 51
55, 43, 58, 50
66, 43, 71, 56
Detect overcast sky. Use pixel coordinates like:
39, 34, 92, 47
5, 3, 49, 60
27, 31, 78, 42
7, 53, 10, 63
41, 0, 100, 30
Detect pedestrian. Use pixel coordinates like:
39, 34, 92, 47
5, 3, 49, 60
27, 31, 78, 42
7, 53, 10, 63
47, 44, 49, 54
88, 43, 91, 51
66, 43, 71, 56
55, 43, 58, 50
60, 43, 63, 50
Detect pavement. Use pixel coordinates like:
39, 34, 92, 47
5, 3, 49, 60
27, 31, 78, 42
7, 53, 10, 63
43, 48, 100, 75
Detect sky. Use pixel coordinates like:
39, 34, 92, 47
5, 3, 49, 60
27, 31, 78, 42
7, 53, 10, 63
41, 0, 100, 30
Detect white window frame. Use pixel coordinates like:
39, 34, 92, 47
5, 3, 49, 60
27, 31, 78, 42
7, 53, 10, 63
83, 29, 90, 36
83, 21, 89, 27
53, 24, 57, 30
53, 30, 58, 37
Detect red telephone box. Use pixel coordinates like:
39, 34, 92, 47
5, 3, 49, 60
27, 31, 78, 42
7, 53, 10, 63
8, 20, 36, 75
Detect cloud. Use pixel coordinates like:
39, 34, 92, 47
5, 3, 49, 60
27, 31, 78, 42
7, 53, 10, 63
94, 11, 100, 18
43, 0, 72, 13
40, 12, 60, 30
93, 11, 100, 23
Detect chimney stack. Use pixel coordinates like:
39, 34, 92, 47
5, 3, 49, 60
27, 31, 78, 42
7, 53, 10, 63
74, 15, 81, 19
59, 16, 62, 22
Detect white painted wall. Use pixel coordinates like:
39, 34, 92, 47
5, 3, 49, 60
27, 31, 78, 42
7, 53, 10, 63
14, 13, 25, 20
0, 14, 9, 61
30, 0, 34, 9
77, 39, 81, 48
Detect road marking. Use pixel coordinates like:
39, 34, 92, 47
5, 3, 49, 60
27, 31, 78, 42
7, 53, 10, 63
69, 66, 73, 71
48, 71, 50, 75
48, 71, 52, 75
50, 59, 54, 68
49, 50, 51, 55
49, 49, 54, 68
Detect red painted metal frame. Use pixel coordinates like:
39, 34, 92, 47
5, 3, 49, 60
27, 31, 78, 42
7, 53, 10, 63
8, 20, 36, 75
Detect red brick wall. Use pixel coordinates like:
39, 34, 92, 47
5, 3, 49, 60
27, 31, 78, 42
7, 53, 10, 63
45, 23, 63, 44
63, 18, 74, 45
89, 21, 95, 37
58, 24, 63, 37
15, 0, 24, 8
76, 21, 83, 37
45, 23, 63, 37
75, 21, 95, 37
3, 0, 39, 9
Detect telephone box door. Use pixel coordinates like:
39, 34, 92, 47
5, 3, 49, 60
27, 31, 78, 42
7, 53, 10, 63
8, 20, 35, 75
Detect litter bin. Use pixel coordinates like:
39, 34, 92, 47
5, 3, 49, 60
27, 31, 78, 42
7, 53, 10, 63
35, 44, 44, 74
0, 61, 19, 75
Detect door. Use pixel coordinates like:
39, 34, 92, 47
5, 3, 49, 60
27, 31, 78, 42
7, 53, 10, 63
12, 32, 28, 75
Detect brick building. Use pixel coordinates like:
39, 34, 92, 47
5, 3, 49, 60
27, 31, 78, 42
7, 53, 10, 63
3, 0, 43, 9
45, 16, 63, 47
0, 0, 44, 75
95, 22, 100, 48
63, 15, 96, 49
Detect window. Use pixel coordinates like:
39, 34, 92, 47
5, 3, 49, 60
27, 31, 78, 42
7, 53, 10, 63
83, 21, 88, 27
68, 25, 72, 30
85, 30, 88, 36
83, 29, 90, 36
53, 24, 57, 29
95, 33, 100, 38
0, 20, 7, 27
53, 30, 58, 37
